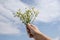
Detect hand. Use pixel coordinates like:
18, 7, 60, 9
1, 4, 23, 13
26, 23, 40, 38
26, 23, 51, 40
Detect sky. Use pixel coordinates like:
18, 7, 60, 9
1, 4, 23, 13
0, 0, 60, 40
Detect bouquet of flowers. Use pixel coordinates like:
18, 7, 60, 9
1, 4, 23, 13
14, 8, 39, 25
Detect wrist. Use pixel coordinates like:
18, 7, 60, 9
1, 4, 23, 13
34, 32, 51, 40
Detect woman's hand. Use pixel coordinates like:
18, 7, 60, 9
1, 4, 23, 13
26, 23, 51, 40
26, 23, 40, 38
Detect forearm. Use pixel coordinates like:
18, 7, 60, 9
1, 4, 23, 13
34, 32, 51, 40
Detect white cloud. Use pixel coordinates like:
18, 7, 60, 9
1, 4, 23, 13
0, 14, 10, 22
0, 22, 20, 34
0, 4, 13, 19
52, 37, 60, 40
2, 0, 28, 12
34, 0, 60, 22
0, 4, 20, 23
0, 0, 29, 23
0, 0, 28, 34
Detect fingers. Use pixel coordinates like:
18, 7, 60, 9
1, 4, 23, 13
26, 26, 30, 37
30, 24, 38, 29
26, 26, 30, 34
26, 23, 41, 38
27, 23, 38, 31
26, 25, 34, 38
26, 23, 35, 30
26, 23, 40, 33
26, 23, 39, 38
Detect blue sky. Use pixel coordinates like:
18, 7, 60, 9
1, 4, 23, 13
0, 0, 60, 40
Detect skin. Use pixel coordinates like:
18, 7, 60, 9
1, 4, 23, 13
26, 23, 52, 40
